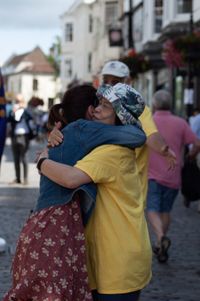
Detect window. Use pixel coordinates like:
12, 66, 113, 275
154, 0, 163, 33
65, 60, 72, 78
105, 1, 118, 29
65, 23, 73, 42
89, 14, 93, 33
177, 0, 192, 14
133, 7, 143, 43
88, 53, 92, 73
33, 79, 38, 91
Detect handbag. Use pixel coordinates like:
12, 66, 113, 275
181, 157, 200, 201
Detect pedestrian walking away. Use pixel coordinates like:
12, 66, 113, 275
146, 90, 200, 263
7, 94, 36, 185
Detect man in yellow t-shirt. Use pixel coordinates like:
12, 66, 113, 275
75, 144, 152, 297
46, 63, 177, 300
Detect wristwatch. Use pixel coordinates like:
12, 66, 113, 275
37, 157, 48, 172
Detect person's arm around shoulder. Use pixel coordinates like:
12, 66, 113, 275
36, 149, 92, 189
48, 119, 146, 150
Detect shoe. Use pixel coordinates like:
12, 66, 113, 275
157, 236, 171, 263
9, 179, 21, 185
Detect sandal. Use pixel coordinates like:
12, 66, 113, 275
152, 245, 160, 256
157, 236, 171, 263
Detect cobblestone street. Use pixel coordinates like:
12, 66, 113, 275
0, 139, 200, 301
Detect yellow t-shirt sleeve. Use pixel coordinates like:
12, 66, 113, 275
139, 106, 158, 137
75, 146, 117, 184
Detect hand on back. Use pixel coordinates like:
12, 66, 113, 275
48, 122, 63, 147
166, 147, 177, 170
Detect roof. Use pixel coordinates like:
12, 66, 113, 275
3, 47, 55, 75
60, 0, 82, 18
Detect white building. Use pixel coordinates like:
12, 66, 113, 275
60, 0, 123, 91
122, 0, 200, 112
2, 47, 58, 110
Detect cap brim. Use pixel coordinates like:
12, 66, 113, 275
102, 71, 128, 78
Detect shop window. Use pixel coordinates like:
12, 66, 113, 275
105, 1, 118, 30
177, 0, 192, 14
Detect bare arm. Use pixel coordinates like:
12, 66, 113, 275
147, 132, 177, 169
37, 149, 92, 189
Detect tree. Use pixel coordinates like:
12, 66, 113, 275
47, 36, 61, 77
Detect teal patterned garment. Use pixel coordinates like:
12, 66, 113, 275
96, 83, 145, 126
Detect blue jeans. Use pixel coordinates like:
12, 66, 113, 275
92, 290, 141, 301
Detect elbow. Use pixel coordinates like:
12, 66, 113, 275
62, 178, 79, 189
138, 132, 146, 146
142, 133, 147, 144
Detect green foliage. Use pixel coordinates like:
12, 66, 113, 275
47, 35, 61, 77
120, 51, 151, 79
162, 32, 200, 68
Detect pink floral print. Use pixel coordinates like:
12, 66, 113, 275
3, 197, 92, 301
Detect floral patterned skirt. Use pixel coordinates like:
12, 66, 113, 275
3, 197, 92, 301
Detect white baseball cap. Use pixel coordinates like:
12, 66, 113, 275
101, 60, 130, 78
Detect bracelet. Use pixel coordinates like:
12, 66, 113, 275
37, 157, 48, 172
161, 145, 169, 156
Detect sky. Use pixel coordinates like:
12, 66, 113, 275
0, 0, 76, 66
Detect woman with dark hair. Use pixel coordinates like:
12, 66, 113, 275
3, 84, 146, 301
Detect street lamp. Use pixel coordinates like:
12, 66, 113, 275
128, 0, 134, 48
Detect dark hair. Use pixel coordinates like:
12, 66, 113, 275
47, 84, 97, 130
